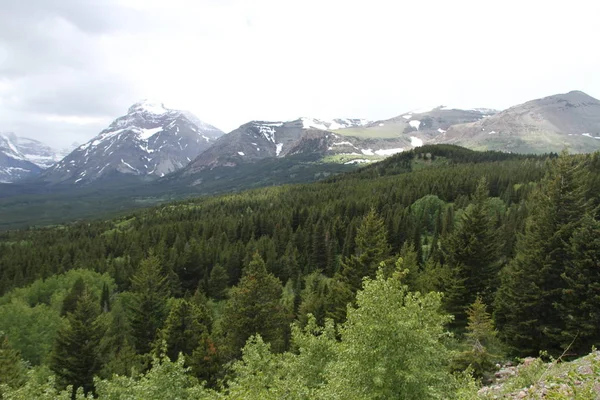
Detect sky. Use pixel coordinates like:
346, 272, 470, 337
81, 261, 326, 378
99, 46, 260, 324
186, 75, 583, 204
1, 0, 599, 148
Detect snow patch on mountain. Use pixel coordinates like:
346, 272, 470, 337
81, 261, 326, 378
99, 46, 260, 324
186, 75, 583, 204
410, 137, 424, 146
375, 148, 403, 156
301, 117, 371, 131
409, 120, 421, 130
138, 127, 163, 140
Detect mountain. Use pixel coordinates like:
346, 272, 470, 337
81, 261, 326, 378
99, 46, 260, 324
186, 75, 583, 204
436, 90, 600, 153
0, 134, 42, 183
10, 135, 71, 169
335, 106, 497, 142
179, 116, 423, 176
40, 100, 224, 185
0, 133, 70, 183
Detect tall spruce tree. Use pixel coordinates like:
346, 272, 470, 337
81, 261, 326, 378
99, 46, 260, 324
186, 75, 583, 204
325, 209, 391, 324
207, 264, 229, 300
557, 213, 600, 354
50, 288, 103, 398
339, 208, 391, 293
154, 298, 212, 362
443, 177, 502, 329
494, 154, 588, 355
220, 253, 288, 358
60, 277, 86, 316
129, 255, 170, 355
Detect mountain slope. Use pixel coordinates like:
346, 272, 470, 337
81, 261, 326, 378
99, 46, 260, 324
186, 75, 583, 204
0, 134, 42, 183
437, 90, 600, 153
335, 106, 497, 142
40, 100, 224, 185
180, 116, 422, 178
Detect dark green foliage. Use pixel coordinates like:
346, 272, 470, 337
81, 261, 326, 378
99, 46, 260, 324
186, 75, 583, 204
100, 282, 110, 313
340, 208, 391, 293
207, 264, 228, 300
494, 154, 591, 355
442, 177, 503, 329
129, 255, 170, 355
558, 213, 600, 354
155, 298, 212, 362
50, 288, 103, 398
221, 253, 289, 357
60, 277, 86, 317
0, 333, 26, 390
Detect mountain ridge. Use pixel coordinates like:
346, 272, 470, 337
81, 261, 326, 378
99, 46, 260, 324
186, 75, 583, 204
39, 100, 224, 185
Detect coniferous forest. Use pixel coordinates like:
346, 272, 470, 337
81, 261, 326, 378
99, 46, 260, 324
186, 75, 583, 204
1, 145, 599, 399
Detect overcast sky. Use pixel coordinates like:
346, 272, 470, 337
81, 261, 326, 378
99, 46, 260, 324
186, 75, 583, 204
1, 0, 599, 148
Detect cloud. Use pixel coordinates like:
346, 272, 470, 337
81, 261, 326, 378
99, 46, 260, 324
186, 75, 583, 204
0, 0, 599, 148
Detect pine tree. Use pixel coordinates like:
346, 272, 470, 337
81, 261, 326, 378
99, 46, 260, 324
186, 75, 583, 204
129, 255, 170, 355
50, 288, 103, 398
558, 213, 600, 354
207, 264, 228, 300
340, 209, 391, 293
452, 297, 502, 379
60, 277, 86, 316
0, 333, 26, 389
221, 253, 288, 358
443, 177, 502, 329
154, 298, 212, 362
100, 282, 111, 313
494, 154, 588, 355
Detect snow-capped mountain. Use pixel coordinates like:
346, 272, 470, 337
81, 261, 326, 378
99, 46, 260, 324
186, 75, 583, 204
180, 117, 408, 176
41, 100, 224, 185
11, 135, 70, 169
0, 133, 42, 183
0, 133, 70, 183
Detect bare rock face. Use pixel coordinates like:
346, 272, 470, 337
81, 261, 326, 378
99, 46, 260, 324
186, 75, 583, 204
41, 100, 224, 185
437, 91, 600, 153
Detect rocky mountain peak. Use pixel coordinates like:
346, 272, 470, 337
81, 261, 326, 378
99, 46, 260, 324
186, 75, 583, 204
40, 101, 224, 185
127, 99, 169, 116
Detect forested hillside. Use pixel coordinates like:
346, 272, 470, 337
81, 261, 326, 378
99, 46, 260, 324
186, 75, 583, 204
1, 145, 599, 399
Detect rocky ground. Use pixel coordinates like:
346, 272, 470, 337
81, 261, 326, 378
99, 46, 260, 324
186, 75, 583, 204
477, 351, 600, 399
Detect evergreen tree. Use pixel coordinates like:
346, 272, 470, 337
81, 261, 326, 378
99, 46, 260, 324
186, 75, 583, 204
443, 177, 502, 328
340, 209, 391, 293
558, 213, 600, 354
221, 253, 289, 358
494, 154, 588, 355
452, 297, 502, 379
154, 298, 212, 362
100, 282, 110, 313
0, 332, 26, 390
129, 255, 170, 355
50, 288, 103, 398
207, 264, 228, 300
298, 272, 331, 326
60, 277, 86, 316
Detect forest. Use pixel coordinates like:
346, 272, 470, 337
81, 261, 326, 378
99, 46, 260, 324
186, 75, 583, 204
0, 144, 599, 399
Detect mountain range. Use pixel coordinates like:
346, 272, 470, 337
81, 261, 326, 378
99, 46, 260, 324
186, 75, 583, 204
2, 90, 600, 190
